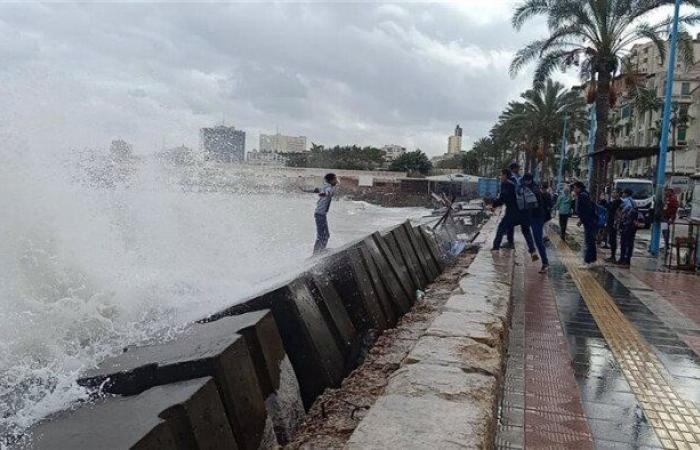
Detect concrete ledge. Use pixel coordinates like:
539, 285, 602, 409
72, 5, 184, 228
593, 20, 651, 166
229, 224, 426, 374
346, 212, 515, 449
346, 364, 498, 450
30, 377, 236, 450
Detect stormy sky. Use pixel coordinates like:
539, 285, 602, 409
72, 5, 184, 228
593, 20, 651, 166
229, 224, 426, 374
0, 1, 687, 156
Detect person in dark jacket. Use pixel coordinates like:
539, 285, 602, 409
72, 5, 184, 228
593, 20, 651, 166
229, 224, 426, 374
618, 188, 639, 267
605, 190, 622, 263
573, 181, 598, 268
491, 169, 537, 259
522, 174, 550, 272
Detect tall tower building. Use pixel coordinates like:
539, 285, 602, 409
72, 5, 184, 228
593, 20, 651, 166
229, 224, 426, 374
200, 125, 246, 162
448, 124, 463, 155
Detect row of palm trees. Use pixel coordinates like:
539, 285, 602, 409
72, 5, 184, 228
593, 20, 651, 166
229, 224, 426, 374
469, 0, 700, 180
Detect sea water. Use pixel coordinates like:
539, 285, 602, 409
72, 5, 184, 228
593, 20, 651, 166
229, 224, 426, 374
0, 148, 424, 446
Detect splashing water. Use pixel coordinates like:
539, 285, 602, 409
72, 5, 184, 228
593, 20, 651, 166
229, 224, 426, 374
0, 147, 424, 446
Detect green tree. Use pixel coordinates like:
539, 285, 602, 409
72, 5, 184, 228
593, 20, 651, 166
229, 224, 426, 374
436, 154, 464, 170
462, 151, 480, 175
488, 80, 585, 176
510, 0, 699, 159
389, 150, 433, 175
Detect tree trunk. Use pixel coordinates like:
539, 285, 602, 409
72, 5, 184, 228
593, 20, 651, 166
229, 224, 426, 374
593, 67, 612, 198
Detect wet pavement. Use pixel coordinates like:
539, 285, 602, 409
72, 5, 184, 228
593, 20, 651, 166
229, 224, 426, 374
496, 231, 700, 450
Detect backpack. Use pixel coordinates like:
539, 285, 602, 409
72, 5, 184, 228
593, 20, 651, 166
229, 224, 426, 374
596, 205, 607, 228
515, 181, 539, 211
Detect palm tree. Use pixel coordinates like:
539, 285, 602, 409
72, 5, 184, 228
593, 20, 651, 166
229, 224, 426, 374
492, 80, 586, 176
510, 0, 700, 158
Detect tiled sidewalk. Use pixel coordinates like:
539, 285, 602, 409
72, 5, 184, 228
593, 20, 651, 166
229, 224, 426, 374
496, 234, 700, 449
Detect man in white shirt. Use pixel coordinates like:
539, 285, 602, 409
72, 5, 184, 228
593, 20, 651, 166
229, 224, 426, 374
307, 173, 338, 255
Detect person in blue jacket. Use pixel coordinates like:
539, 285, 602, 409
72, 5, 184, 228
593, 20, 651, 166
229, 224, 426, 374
491, 168, 537, 260
573, 181, 598, 268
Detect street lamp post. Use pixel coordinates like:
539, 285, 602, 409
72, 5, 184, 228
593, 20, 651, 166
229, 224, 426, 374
650, 0, 682, 256
557, 116, 569, 194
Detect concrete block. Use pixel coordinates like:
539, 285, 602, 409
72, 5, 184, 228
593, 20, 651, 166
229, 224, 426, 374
307, 270, 361, 369
79, 317, 272, 450
346, 392, 492, 449
405, 335, 501, 377
361, 236, 410, 315
390, 226, 427, 289
381, 231, 419, 293
403, 222, 439, 282
444, 290, 510, 323
30, 377, 237, 450
326, 248, 389, 333
418, 225, 445, 271
203, 280, 346, 410
357, 243, 398, 327
425, 311, 505, 348
372, 232, 414, 302
385, 363, 498, 406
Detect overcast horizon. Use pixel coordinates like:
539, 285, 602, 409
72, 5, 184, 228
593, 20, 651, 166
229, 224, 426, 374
0, 1, 690, 157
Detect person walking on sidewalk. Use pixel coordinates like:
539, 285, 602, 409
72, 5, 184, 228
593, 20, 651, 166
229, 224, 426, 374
662, 187, 679, 251
596, 194, 609, 248
555, 184, 574, 240
491, 168, 537, 260
522, 173, 550, 273
573, 181, 598, 269
618, 188, 641, 267
605, 190, 623, 263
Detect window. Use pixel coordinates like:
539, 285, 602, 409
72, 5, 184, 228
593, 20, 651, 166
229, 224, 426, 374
681, 82, 691, 95
677, 128, 687, 143
622, 104, 631, 119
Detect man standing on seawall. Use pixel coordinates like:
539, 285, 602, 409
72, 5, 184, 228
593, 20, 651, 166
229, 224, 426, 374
573, 181, 598, 269
300, 173, 339, 256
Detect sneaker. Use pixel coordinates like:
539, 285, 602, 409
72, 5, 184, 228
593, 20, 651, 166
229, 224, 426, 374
539, 264, 549, 273
531, 252, 539, 262
490, 247, 500, 252
502, 242, 515, 249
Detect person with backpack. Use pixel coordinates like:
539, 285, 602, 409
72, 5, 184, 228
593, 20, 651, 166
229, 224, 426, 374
491, 168, 537, 260
522, 173, 550, 273
573, 181, 598, 268
618, 188, 641, 267
555, 184, 574, 240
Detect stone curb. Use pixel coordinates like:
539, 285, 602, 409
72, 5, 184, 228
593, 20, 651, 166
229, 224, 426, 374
346, 211, 516, 449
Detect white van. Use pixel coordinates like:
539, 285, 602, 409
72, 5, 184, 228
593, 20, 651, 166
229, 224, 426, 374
613, 178, 654, 227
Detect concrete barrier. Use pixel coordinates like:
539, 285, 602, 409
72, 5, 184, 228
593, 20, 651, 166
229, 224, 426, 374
347, 211, 516, 449
403, 222, 440, 281
30, 377, 236, 450
79, 314, 280, 450
27, 222, 459, 449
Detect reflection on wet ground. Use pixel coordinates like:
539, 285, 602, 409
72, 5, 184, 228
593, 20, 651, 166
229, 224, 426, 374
496, 236, 700, 449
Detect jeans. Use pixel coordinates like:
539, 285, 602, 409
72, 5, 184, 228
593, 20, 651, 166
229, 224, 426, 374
493, 216, 535, 253
583, 224, 597, 263
558, 214, 570, 239
619, 226, 637, 263
530, 218, 549, 265
313, 213, 330, 255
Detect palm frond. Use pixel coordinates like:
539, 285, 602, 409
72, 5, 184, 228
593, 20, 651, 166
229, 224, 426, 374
512, 0, 550, 30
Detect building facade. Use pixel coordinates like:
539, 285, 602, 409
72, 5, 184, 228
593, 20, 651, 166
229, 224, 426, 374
448, 125, 463, 155
259, 133, 307, 153
200, 125, 246, 162
382, 144, 406, 161
246, 150, 288, 166
571, 36, 700, 183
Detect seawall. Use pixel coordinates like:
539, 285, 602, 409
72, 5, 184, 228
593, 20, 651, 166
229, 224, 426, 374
23, 215, 487, 449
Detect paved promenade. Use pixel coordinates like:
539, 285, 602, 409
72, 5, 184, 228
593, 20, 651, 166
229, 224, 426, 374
496, 232, 700, 449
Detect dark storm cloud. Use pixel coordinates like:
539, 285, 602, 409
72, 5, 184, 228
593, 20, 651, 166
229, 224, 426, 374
0, 1, 545, 154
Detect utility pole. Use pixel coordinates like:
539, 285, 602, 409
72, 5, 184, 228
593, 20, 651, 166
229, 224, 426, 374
650, 0, 681, 256
557, 116, 569, 194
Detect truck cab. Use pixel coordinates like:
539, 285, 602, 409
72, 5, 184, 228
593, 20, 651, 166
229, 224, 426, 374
613, 178, 654, 227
